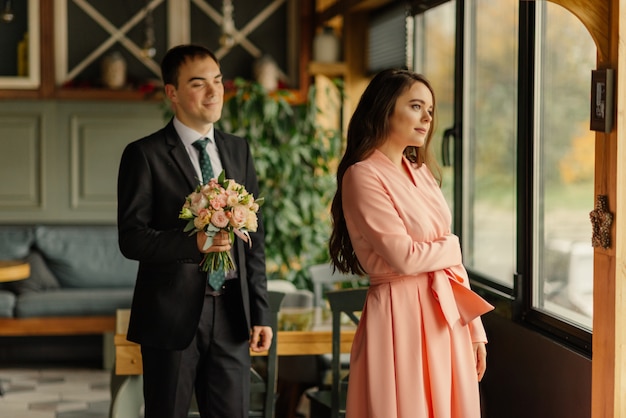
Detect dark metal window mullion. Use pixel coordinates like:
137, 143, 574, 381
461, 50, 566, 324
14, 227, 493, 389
515, 0, 536, 320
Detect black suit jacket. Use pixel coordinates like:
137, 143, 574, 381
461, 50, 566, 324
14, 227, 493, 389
117, 119, 270, 350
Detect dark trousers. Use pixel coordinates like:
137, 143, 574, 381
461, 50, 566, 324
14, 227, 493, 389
141, 283, 250, 418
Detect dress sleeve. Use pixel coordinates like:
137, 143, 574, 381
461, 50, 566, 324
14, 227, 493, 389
468, 317, 488, 343
342, 164, 463, 275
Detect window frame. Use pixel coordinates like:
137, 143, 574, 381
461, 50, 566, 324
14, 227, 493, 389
455, 0, 593, 355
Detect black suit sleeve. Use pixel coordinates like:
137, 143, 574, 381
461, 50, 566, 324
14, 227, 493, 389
117, 134, 200, 264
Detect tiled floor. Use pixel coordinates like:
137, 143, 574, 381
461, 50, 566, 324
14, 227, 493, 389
0, 367, 311, 418
0, 368, 111, 418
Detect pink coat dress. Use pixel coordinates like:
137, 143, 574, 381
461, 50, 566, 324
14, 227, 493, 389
342, 150, 494, 418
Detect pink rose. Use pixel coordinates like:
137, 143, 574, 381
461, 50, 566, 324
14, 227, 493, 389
200, 184, 213, 196
226, 180, 239, 192
226, 192, 239, 207
210, 210, 230, 228
229, 205, 248, 228
194, 208, 211, 229
189, 192, 208, 214
245, 211, 258, 232
210, 192, 228, 210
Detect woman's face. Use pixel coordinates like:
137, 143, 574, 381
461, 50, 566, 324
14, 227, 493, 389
387, 81, 433, 149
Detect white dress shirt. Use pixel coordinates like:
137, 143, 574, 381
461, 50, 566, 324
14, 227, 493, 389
173, 117, 224, 183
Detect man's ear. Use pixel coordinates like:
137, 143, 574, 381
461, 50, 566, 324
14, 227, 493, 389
164, 84, 177, 102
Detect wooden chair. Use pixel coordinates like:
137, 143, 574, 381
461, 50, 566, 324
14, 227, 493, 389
271, 285, 319, 418
306, 287, 368, 418
307, 263, 368, 389
308, 263, 366, 311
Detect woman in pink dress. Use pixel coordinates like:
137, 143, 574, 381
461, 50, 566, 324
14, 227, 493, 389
329, 69, 494, 418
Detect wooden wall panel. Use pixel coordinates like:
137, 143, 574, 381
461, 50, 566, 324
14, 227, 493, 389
0, 115, 43, 208
482, 313, 591, 418
68, 115, 162, 211
0, 101, 162, 223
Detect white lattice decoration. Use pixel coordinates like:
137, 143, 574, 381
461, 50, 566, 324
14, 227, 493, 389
54, 0, 164, 85
54, 0, 292, 86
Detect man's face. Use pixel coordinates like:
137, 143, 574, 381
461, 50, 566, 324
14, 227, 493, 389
165, 56, 224, 133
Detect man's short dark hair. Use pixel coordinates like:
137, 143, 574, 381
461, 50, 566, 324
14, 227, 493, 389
161, 44, 220, 87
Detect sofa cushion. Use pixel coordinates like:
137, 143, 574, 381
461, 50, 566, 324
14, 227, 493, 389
0, 226, 34, 260
5, 250, 60, 295
0, 290, 16, 317
34, 226, 138, 289
15, 289, 133, 318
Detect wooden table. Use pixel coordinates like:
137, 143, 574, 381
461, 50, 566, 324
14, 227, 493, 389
115, 329, 356, 375
0, 260, 30, 282
0, 261, 29, 396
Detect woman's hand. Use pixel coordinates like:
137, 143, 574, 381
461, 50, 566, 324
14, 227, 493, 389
473, 342, 487, 381
196, 230, 231, 253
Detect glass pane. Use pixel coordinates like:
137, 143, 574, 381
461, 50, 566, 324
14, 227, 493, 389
0, 0, 39, 88
0, 0, 29, 77
413, 2, 456, 208
533, 3, 595, 330
463, 0, 518, 286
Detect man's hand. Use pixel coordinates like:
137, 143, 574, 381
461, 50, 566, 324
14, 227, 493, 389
473, 342, 487, 381
196, 230, 231, 253
249, 326, 273, 352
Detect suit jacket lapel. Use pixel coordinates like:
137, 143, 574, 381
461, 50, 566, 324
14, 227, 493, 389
214, 129, 247, 279
164, 120, 199, 190
215, 130, 236, 180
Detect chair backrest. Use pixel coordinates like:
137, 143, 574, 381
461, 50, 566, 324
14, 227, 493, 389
268, 279, 315, 331
308, 263, 367, 309
267, 279, 298, 293
326, 287, 368, 418
249, 290, 285, 418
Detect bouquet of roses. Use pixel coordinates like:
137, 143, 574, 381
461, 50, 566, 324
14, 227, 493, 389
179, 170, 263, 274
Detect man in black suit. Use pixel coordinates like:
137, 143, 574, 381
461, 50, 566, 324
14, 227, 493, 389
117, 44, 272, 418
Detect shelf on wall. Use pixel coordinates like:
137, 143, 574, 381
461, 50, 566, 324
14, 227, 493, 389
52, 86, 304, 104
54, 88, 163, 102
308, 61, 348, 77
0, 89, 41, 100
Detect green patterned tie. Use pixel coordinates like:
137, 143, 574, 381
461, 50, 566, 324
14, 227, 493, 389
192, 138, 225, 290
192, 138, 215, 183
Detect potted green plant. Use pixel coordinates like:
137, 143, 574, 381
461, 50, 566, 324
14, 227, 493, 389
217, 78, 343, 288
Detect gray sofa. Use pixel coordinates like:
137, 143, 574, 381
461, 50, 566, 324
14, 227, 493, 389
0, 225, 136, 321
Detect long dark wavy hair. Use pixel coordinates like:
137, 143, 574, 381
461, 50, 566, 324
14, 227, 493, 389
328, 69, 441, 275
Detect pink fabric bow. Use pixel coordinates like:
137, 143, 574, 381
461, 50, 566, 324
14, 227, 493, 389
430, 269, 494, 327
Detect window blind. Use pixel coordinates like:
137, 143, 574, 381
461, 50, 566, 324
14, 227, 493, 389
368, 3, 410, 73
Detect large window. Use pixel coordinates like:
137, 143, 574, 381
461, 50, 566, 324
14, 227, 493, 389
459, 0, 595, 343
463, 0, 518, 288
405, 0, 597, 350
532, 2, 595, 330
410, 2, 457, 207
